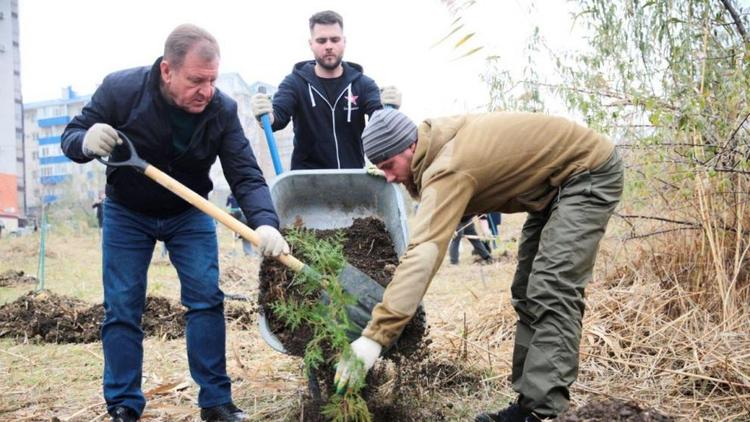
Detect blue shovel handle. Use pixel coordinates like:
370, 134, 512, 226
261, 114, 284, 175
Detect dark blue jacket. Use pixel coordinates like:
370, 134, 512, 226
271, 61, 382, 169
61, 58, 279, 229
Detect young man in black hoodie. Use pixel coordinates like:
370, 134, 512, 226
251, 10, 401, 170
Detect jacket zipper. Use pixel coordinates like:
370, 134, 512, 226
308, 85, 352, 169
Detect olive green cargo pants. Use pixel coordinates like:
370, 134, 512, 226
511, 149, 624, 416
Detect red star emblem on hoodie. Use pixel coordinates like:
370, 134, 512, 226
346, 94, 358, 105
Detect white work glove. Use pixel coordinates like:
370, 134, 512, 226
256, 225, 289, 257
379, 85, 402, 109
250, 93, 274, 123
366, 163, 385, 178
83, 123, 121, 157
334, 336, 382, 393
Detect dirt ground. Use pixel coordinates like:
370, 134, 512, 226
556, 399, 674, 421
0, 214, 688, 421
0, 291, 255, 344
0, 269, 37, 287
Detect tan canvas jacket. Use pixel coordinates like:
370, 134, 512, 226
362, 112, 615, 346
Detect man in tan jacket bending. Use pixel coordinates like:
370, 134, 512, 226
334, 108, 623, 421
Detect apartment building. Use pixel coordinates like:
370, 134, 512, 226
0, 0, 23, 230
22, 87, 102, 216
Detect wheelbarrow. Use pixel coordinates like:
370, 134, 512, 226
255, 120, 412, 402
254, 100, 411, 354
258, 169, 410, 353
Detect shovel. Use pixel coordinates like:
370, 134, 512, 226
96, 131, 386, 348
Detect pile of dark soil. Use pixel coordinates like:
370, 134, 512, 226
0, 290, 255, 344
0, 269, 37, 287
259, 217, 427, 357
259, 217, 446, 421
557, 399, 674, 421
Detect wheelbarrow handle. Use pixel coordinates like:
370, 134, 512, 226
97, 130, 306, 273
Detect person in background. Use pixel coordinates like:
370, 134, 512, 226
92, 193, 105, 229
334, 108, 623, 422
250, 10, 402, 170
61, 24, 289, 422
480, 212, 502, 252
448, 215, 493, 265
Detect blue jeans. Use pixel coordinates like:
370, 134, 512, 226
102, 199, 231, 415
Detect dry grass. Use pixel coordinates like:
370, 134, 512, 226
0, 217, 522, 421
2, 206, 749, 421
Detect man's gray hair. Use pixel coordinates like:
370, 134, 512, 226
164, 24, 220, 69
309, 10, 343, 31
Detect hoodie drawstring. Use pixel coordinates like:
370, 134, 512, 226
346, 83, 352, 123
308, 84, 316, 107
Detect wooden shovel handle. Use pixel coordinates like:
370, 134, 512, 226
143, 165, 306, 273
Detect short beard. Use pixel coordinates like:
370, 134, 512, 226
315, 55, 342, 71
403, 178, 420, 200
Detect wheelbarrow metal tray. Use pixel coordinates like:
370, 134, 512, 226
270, 169, 409, 256
258, 169, 410, 354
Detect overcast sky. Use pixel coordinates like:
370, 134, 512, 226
19, 0, 580, 121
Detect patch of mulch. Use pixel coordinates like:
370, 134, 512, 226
0, 270, 38, 287
557, 399, 674, 421
0, 290, 256, 344
259, 217, 444, 421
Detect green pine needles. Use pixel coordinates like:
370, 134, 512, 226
269, 227, 372, 421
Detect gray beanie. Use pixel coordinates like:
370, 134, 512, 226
362, 108, 417, 164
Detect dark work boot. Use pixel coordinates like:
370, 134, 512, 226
110, 406, 139, 422
200, 402, 248, 422
475, 403, 552, 422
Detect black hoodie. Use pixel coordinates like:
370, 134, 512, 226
271, 60, 382, 169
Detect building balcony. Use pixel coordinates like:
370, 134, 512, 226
39, 135, 61, 145
40, 155, 71, 165
40, 175, 68, 185
37, 116, 70, 128
43, 194, 59, 204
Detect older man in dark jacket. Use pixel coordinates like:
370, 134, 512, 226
61, 24, 286, 422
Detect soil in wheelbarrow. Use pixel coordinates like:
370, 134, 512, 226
0, 290, 256, 344
259, 217, 451, 421
258, 217, 428, 358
